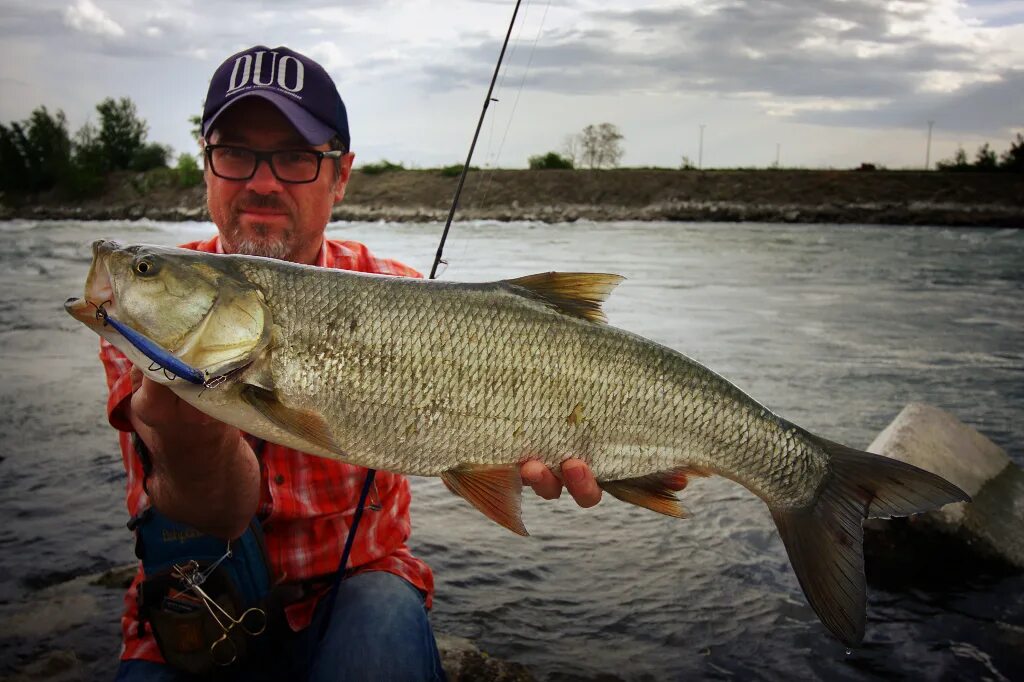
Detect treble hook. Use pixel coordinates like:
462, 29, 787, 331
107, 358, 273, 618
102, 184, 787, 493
87, 302, 206, 385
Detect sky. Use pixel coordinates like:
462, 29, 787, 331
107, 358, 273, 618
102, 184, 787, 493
1, 0, 1021, 170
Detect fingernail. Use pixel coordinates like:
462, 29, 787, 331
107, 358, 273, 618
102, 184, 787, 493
564, 465, 586, 484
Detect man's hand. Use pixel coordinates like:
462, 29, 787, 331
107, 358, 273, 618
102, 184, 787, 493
520, 459, 602, 508
128, 367, 259, 539
129, 367, 233, 436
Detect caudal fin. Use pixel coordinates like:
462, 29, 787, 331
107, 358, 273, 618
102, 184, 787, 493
772, 434, 970, 646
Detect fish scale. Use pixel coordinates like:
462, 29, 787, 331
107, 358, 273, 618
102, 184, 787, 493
67, 240, 970, 646
248, 261, 827, 507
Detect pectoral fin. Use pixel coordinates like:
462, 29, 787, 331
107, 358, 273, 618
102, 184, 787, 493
241, 385, 340, 455
600, 467, 705, 518
441, 464, 528, 536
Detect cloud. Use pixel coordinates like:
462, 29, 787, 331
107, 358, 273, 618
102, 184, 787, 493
794, 68, 1024, 134
419, 0, 1020, 136
64, 0, 125, 38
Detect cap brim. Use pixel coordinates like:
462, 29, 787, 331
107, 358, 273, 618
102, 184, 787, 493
202, 90, 336, 146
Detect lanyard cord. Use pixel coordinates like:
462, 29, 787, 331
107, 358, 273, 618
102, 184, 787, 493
313, 468, 378, 647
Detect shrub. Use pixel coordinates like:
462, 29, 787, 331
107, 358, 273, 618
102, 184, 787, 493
175, 153, 203, 188
438, 163, 480, 177
360, 159, 405, 175
528, 152, 574, 170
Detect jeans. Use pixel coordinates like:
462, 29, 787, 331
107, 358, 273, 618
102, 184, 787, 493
114, 571, 446, 681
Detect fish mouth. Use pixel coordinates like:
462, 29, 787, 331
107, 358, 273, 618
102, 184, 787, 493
65, 239, 119, 328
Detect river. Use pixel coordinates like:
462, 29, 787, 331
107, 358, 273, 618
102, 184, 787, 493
0, 219, 1021, 680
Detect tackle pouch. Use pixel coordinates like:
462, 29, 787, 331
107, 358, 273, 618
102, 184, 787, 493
130, 507, 278, 675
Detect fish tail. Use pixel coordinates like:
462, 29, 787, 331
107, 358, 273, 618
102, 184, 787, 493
771, 434, 969, 646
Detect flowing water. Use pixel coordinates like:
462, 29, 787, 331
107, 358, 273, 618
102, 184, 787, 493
0, 220, 1021, 680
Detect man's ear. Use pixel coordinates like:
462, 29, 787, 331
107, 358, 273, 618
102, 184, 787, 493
333, 152, 355, 204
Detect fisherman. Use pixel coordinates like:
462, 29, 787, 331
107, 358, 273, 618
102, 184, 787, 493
105, 45, 603, 681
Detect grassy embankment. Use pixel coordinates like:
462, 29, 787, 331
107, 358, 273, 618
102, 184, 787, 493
2, 166, 1022, 226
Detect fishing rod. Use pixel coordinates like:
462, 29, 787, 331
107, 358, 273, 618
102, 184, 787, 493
429, 0, 524, 280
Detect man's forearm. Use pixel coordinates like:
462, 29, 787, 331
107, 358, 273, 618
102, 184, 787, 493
139, 424, 260, 540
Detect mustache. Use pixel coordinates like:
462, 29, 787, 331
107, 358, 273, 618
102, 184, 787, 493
234, 193, 292, 213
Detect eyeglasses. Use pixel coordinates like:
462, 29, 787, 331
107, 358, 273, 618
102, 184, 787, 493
204, 144, 344, 184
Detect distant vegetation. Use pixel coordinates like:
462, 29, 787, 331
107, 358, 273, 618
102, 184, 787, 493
936, 134, 1023, 173
563, 123, 625, 169
359, 159, 406, 175
528, 152, 574, 170
0, 97, 200, 199
438, 163, 480, 177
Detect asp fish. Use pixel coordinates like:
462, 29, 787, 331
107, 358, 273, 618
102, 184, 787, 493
65, 240, 968, 646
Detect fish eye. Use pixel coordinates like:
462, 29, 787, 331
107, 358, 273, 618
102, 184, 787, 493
135, 258, 157, 276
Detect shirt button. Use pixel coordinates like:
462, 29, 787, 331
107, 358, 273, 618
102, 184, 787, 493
274, 474, 285, 485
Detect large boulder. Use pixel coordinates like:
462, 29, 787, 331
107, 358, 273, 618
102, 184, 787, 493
866, 402, 1024, 569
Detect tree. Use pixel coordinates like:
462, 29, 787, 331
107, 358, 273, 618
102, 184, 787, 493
96, 97, 148, 171
189, 112, 203, 147
0, 106, 72, 192
1000, 133, 1023, 172
528, 151, 574, 169
561, 134, 580, 167
62, 121, 108, 198
974, 143, 998, 171
130, 142, 172, 171
935, 146, 969, 172
576, 123, 624, 169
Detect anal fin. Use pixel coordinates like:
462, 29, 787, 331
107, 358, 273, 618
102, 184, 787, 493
599, 467, 702, 519
441, 464, 528, 536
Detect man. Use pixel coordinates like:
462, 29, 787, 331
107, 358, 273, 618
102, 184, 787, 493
107, 45, 603, 681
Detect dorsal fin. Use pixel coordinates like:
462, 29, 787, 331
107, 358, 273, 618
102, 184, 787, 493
504, 272, 624, 324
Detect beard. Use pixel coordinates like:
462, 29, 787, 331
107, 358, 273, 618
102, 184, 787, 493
221, 192, 296, 261
230, 231, 293, 260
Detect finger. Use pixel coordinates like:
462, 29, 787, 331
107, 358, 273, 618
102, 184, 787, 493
520, 460, 562, 500
562, 459, 602, 508
129, 366, 143, 392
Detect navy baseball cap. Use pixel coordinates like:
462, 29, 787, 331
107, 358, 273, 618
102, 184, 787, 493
202, 45, 350, 150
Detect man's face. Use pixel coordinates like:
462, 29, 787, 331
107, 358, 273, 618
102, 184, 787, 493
205, 98, 355, 265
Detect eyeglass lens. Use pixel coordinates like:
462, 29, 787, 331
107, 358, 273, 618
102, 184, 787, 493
210, 147, 321, 183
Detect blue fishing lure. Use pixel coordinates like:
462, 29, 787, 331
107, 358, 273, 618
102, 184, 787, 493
98, 308, 206, 385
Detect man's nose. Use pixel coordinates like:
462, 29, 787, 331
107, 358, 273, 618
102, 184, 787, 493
246, 157, 284, 194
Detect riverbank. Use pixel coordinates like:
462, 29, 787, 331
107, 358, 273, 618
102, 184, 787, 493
2, 168, 1022, 226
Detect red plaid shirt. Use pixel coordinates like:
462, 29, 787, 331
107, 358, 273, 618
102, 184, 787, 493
101, 235, 434, 663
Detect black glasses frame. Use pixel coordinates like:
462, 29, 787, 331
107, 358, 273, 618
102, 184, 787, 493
204, 144, 344, 184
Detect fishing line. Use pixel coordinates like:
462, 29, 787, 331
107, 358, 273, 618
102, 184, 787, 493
429, 0, 525, 280
472, 0, 551, 221
444, 0, 532, 276
480, 0, 530, 171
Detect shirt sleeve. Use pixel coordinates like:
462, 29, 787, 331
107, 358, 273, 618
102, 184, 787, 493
100, 339, 135, 432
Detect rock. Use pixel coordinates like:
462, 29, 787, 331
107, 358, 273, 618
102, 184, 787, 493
866, 402, 1024, 568
435, 634, 533, 682
0, 650, 82, 682
90, 564, 137, 590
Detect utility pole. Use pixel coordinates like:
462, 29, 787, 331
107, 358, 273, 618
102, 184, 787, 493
925, 120, 934, 170
698, 124, 705, 170
775, 143, 780, 168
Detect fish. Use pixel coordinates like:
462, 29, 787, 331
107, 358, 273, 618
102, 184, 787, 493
65, 239, 969, 646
